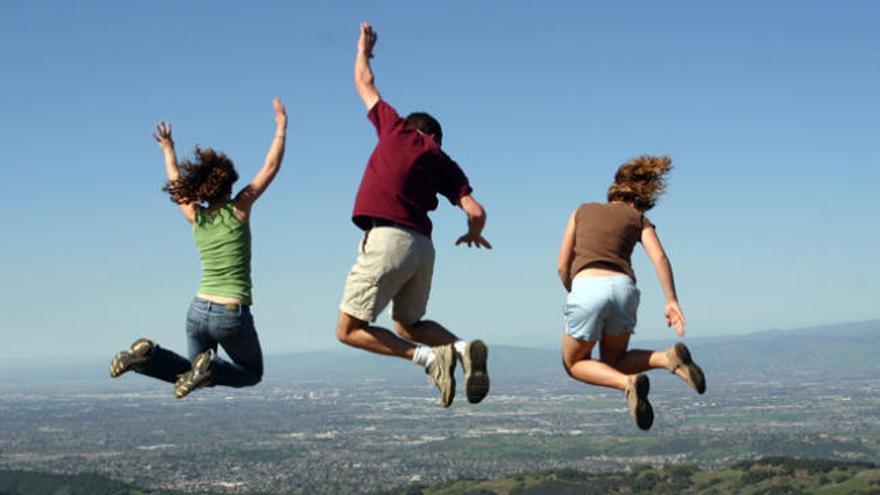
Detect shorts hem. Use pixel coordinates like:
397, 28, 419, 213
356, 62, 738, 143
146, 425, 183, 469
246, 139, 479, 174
339, 304, 375, 324
565, 327, 635, 342
391, 311, 425, 326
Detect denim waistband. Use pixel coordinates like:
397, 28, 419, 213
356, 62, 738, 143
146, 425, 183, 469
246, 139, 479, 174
191, 297, 250, 313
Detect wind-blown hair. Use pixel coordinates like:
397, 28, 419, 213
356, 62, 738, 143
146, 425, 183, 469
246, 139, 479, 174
162, 147, 238, 206
607, 155, 672, 212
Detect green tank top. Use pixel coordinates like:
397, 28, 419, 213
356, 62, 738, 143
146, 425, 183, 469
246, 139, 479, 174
193, 203, 252, 303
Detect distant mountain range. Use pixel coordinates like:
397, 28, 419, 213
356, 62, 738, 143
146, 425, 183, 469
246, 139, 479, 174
3, 320, 878, 385
266, 318, 880, 384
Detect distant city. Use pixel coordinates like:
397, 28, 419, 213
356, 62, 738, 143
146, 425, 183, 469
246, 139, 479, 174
1, 321, 878, 494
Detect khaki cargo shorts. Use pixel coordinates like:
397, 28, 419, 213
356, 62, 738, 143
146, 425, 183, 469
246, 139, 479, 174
340, 226, 435, 324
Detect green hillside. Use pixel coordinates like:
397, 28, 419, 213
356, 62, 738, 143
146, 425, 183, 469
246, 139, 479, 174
0, 470, 136, 495
385, 457, 880, 495
0, 470, 192, 495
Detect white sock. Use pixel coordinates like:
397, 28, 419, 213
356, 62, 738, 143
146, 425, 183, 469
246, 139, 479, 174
453, 340, 468, 357
412, 346, 435, 368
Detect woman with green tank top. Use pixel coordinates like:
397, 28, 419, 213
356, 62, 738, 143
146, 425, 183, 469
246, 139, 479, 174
108, 98, 287, 399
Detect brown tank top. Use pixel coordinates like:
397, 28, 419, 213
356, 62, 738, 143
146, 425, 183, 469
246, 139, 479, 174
569, 202, 653, 284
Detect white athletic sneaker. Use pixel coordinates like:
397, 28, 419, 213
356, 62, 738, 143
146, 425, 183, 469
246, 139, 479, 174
425, 344, 456, 408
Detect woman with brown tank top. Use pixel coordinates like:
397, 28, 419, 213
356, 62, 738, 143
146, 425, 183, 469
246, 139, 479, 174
556, 155, 706, 430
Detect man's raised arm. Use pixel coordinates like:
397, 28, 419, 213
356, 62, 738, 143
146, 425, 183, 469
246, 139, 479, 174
354, 21, 381, 110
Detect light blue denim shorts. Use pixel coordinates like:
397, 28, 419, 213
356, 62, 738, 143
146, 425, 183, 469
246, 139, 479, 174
563, 275, 640, 342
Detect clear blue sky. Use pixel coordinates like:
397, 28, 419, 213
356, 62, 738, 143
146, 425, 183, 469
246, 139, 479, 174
1, 1, 878, 364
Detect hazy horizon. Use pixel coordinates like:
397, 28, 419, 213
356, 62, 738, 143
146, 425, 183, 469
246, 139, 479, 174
2, 2, 878, 362
4, 317, 877, 369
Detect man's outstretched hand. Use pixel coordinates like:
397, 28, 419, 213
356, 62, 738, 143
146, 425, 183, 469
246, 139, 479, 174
358, 21, 377, 58
455, 233, 493, 249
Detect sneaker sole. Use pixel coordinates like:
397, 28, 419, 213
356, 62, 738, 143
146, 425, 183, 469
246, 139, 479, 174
632, 374, 654, 431
435, 346, 457, 408
174, 371, 211, 399
673, 342, 706, 395
109, 352, 146, 378
109, 339, 153, 378
463, 340, 489, 404
174, 351, 214, 399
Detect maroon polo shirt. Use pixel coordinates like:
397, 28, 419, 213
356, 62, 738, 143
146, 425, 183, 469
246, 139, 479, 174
352, 100, 472, 238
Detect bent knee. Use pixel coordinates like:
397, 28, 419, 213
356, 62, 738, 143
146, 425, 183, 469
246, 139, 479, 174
599, 356, 619, 367
394, 321, 416, 341
336, 313, 366, 345
242, 373, 262, 387
561, 357, 577, 378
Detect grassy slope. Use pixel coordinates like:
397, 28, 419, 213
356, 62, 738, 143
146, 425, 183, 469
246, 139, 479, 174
385, 458, 880, 495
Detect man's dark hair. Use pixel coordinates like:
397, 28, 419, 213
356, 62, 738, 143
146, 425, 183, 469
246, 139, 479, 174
405, 112, 443, 146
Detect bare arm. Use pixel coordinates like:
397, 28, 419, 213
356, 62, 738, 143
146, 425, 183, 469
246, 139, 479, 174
455, 195, 492, 249
354, 21, 381, 110
556, 210, 577, 292
641, 225, 686, 336
234, 97, 287, 219
154, 122, 196, 223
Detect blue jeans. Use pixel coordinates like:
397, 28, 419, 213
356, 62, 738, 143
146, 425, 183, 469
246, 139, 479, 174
137, 298, 264, 388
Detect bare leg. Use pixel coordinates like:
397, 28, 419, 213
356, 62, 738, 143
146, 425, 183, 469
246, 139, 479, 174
599, 332, 667, 373
336, 311, 415, 360
394, 319, 458, 346
561, 333, 629, 391
602, 334, 692, 383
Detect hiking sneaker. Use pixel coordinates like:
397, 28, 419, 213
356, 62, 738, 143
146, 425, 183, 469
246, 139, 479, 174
174, 349, 214, 399
109, 338, 153, 378
666, 342, 706, 395
459, 340, 490, 404
425, 344, 456, 408
625, 374, 654, 431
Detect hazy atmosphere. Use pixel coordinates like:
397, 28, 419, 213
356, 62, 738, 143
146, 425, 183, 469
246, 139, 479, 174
2, 1, 878, 364
2, 4, 880, 495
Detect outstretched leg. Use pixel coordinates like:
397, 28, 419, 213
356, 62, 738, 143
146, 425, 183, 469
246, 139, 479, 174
599, 332, 667, 374
602, 335, 706, 394
562, 333, 653, 430
336, 311, 417, 359
337, 312, 457, 407
562, 334, 628, 390
110, 338, 192, 384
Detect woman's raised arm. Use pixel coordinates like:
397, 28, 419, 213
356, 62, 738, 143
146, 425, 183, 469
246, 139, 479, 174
234, 97, 288, 218
154, 122, 196, 223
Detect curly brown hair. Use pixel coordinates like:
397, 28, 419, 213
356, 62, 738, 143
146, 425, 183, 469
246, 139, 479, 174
162, 147, 239, 205
606, 155, 672, 212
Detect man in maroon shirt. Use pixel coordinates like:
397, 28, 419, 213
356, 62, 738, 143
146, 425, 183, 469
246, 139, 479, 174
336, 22, 492, 408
